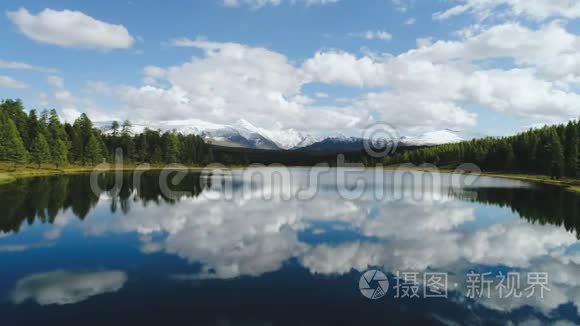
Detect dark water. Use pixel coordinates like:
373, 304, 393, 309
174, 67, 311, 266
0, 168, 579, 325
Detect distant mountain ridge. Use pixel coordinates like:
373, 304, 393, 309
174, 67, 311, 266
98, 119, 463, 151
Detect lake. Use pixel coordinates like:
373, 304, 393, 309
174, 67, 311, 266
0, 168, 579, 325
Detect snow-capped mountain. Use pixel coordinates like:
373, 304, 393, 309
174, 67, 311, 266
233, 119, 320, 149
158, 119, 282, 150
399, 130, 463, 146
296, 135, 364, 152
299, 130, 463, 152
98, 119, 314, 150
99, 119, 463, 151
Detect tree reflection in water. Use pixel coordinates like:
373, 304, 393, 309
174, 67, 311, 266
0, 171, 207, 234
0, 171, 578, 238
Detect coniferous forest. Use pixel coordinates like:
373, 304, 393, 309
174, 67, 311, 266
0, 99, 213, 167
384, 120, 579, 178
1, 98, 579, 179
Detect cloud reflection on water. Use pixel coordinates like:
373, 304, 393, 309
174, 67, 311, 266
11, 270, 127, 306
2, 170, 579, 319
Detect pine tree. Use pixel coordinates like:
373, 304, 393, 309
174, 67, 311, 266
135, 133, 148, 162
71, 113, 95, 165
69, 128, 84, 164
97, 133, 109, 163
205, 141, 213, 164
75, 113, 94, 142
382, 120, 578, 178
27, 109, 40, 150
545, 130, 565, 178
0, 99, 30, 146
47, 109, 68, 167
0, 99, 222, 168
107, 121, 121, 158
0, 113, 28, 166
47, 110, 65, 139
144, 129, 163, 163
500, 141, 515, 170
40, 109, 50, 126
53, 139, 68, 168
120, 120, 134, 160
162, 131, 180, 163
86, 133, 103, 164
30, 132, 51, 168
564, 121, 578, 177
525, 133, 538, 172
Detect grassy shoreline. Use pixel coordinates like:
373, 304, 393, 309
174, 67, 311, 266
0, 163, 212, 185
1, 162, 579, 194
476, 173, 580, 194
381, 165, 580, 194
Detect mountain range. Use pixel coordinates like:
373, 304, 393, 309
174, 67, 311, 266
99, 119, 463, 151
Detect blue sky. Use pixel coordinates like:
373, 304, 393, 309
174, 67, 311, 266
1, 0, 579, 140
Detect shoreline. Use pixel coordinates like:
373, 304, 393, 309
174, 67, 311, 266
0, 163, 214, 185
1, 162, 579, 194
473, 172, 580, 194
380, 165, 580, 194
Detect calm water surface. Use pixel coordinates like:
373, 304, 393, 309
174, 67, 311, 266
0, 168, 579, 325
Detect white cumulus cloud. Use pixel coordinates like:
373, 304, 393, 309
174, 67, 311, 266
6, 8, 135, 50
39, 20, 580, 135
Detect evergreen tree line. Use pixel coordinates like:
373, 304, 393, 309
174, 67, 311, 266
0, 99, 212, 167
2, 98, 578, 175
384, 120, 580, 178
